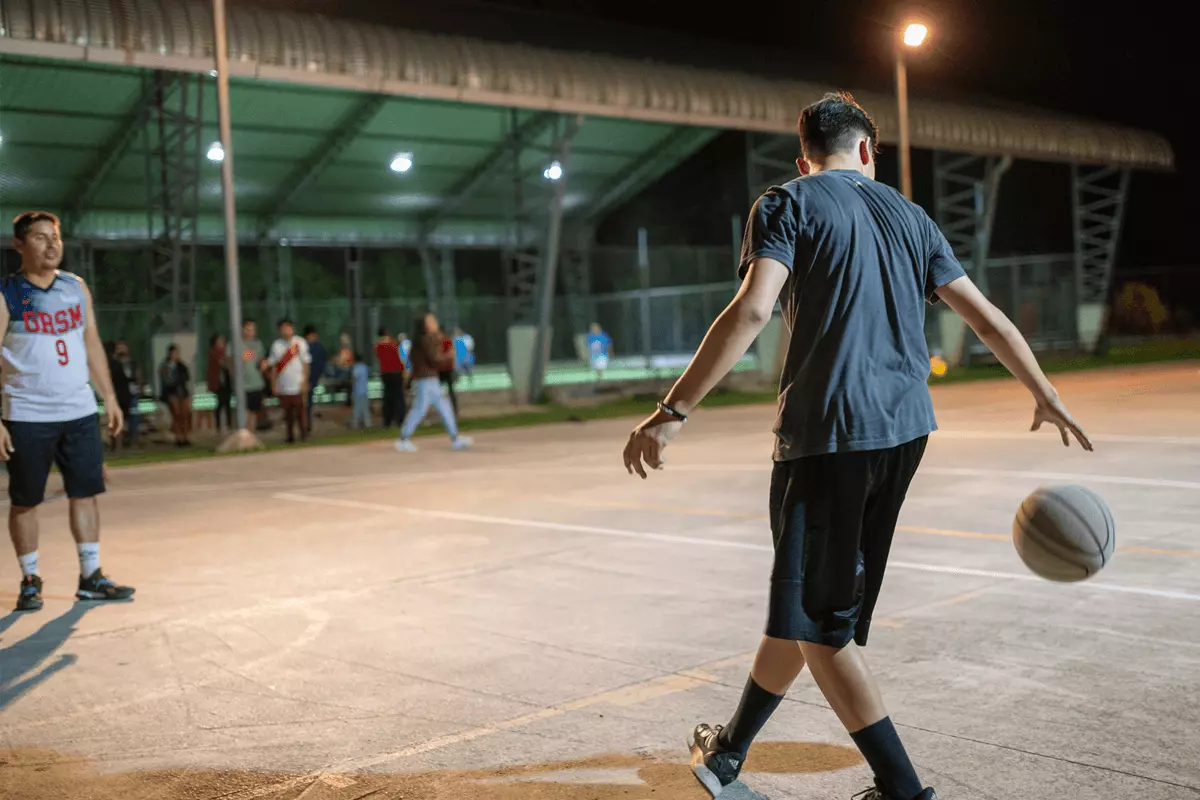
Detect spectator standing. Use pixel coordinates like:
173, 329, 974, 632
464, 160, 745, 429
351, 352, 371, 429
232, 319, 267, 432
395, 313, 471, 453
112, 339, 142, 447
206, 333, 233, 433
304, 324, 327, 432
398, 332, 413, 373
104, 342, 131, 452
454, 327, 476, 385
267, 318, 311, 444
158, 344, 192, 447
587, 322, 614, 379
375, 327, 406, 428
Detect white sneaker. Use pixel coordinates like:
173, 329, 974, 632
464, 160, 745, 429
451, 436, 473, 451
395, 439, 419, 453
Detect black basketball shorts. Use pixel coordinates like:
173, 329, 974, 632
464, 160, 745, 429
766, 435, 928, 648
4, 415, 106, 508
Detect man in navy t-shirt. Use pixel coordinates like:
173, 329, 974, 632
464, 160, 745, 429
622, 93, 1092, 800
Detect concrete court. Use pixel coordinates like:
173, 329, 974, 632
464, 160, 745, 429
1, 363, 1198, 800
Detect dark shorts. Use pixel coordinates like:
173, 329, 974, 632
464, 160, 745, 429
4, 415, 106, 508
766, 436, 927, 648
245, 390, 264, 412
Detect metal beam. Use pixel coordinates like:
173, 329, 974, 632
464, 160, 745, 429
582, 126, 716, 223
1072, 165, 1131, 305
745, 132, 800, 205
529, 116, 582, 403
63, 81, 160, 232
933, 151, 1010, 365
420, 111, 559, 237
258, 93, 388, 235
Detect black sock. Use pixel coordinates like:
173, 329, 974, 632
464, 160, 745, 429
717, 676, 784, 755
849, 717, 923, 800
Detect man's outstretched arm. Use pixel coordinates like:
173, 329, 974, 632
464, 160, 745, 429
623, 257, 790, 478
935, 275, 1092, 450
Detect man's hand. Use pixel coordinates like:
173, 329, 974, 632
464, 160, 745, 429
0, 423, 14, 462
623, 409, 684, 479
1032, 396, 1092, 451
105, 401, 125, 439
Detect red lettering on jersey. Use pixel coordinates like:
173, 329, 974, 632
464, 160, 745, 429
23, 311, 40, 333
54, 310, 69, 333
68, 304, 83, 329
38, 312, 54, 332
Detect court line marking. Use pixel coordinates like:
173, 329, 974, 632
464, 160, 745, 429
934, 430, 1200, 446
273, 494, 1200, 602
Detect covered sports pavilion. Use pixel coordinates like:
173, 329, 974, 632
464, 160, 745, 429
0, 0, 1175, 399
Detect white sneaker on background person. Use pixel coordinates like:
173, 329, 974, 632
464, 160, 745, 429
451, 436, 473, 451
394, 439, 419, 453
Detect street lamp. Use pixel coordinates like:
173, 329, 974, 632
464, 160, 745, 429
895, 21, 929, 200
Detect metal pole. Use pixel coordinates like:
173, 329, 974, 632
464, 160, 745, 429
895, 48, 913, 200
211, 0, 248, 432
529, 116, 580, 402
637, 227, 652, 369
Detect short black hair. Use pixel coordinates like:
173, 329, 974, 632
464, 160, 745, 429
797, 92, 879, 160
377, 326, 389, 337
277, 318, 293, 329
353, 351, 363, 362
13, 211, 61, 241
243, 318, 256, 327
303, 323, 317, 336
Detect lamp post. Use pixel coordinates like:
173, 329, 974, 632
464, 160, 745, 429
895, 22, 928, 200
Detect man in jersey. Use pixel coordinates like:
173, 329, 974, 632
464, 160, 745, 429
267, 318, 311, 444
0, 211, 133, 613
622, 94, 1091, 799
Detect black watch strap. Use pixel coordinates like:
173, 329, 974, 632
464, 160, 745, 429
657, 400, 688, 422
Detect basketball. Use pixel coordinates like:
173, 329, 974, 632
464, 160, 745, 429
1013, 486, 1115, 582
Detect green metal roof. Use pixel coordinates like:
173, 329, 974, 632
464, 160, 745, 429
0, 0, 1175, 246
0, 56, 718, 245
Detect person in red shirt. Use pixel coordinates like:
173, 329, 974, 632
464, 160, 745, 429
375, 327, 406, 428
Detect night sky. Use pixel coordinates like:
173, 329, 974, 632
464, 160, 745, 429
252, 0, 1189, 269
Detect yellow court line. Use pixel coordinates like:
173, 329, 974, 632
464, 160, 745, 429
531, 495, 1200, 558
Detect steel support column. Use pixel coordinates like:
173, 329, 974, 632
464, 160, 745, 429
418, 246, 440, 311
143, 70, 204, 333
1072, 165, 1131, 305
345, 247, 365, 351
933, 152, 1011, 364
1071, 164, 1130, 352
562, 227, 596, 343
262, 242, 295, 325
439, 248, 459, 331
529, 116, 581, 403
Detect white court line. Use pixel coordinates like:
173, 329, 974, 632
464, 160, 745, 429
935, 430, 1200, 446
674, 463, 1200, 491
274, 493, 1200, 602
919, 467, 1200, 491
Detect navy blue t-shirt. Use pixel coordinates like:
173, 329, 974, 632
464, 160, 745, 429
739, 170, 965, 461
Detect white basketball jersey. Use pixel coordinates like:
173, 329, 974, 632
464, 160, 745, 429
2, 271, 99, 422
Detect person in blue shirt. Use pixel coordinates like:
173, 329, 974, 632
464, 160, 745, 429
350, 352, 371, 429
587, 323, 613, 378
453, 327, 476, 384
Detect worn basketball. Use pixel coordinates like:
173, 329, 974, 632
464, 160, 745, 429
1013, 485, 1115, 582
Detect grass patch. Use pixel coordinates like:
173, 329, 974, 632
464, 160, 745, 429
104, 339, 1197, 469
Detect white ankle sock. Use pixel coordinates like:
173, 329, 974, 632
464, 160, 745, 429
77, 542, 100, 578
18, 551, 39, 577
